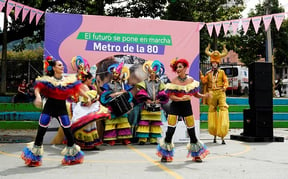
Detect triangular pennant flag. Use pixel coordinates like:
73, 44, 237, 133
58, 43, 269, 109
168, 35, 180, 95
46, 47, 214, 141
273, 13, 285, 31
22, 5, 30, 22
241, 18, 251, 35
14, 1, 23, 20
214, 22, 222, 37
196, 22, 205, 32
35, 10, 44, 25
231, 19, 240, 35
222, 21, 231, 35
29, 8, 37, 24
252, 16, 262, 34
6, 0, 15, 17
263, 14, 273, 31
206, 23, 214, 37
0, 0, 7, 12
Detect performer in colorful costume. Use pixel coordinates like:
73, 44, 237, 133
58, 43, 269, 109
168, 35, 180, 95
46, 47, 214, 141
200, 43, 229, 144
21, 56, 88, 166
157, 58, 210, 163
70, 56, 111, 150
135, 60, 169, 145
99, 62, 133, 146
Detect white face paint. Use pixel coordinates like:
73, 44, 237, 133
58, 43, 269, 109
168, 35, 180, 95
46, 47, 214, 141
212, 62, 219, 69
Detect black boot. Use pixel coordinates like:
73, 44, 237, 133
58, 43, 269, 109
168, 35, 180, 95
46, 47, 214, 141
187, 128, 197, 144
165, 126, 176, 143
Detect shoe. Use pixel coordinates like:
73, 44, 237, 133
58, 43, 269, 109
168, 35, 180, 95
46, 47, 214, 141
222, 140, 226, 145
194, 157, 202, 163
139, 141, 145, 145
150, 142, 158, 145
160, 156, 172, 163
108, 140, 116, 146
122, 139, 131, 145
213, 139, 216, 143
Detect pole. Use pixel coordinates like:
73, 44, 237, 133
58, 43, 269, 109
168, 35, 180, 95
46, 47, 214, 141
265, 0, 272, 63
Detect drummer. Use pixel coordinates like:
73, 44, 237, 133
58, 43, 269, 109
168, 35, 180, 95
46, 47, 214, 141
99, 62, 133, 146
135, 60, 169, 145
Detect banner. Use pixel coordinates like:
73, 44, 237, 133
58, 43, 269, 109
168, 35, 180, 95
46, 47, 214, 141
241, 18, 251, 35
231, 19, 240, 35
6, 0, 14, 17
35, 10, 44, 25
22, 5, 30, 22
14, 1, 23, 20
222, 21, 230, 35
44, 13, 201, 140
252, 16, 262, 34
29, 8, 37, 24
214, 22, 222, 37
0, 0, 6, 12
206, 22, 214, 37
263, 14, 273, 31
273, 13, 285, 31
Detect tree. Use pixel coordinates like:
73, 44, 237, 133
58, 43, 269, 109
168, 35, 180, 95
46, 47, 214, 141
1, 0, 169, 94
162, 0, 245, 62
232, 0, 288, 66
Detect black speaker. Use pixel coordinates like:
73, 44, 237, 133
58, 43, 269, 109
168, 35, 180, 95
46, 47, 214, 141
248, 62, 272, 108
243, 108, 273, 137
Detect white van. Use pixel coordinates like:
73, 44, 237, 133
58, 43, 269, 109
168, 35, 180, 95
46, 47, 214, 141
220, 65, 249, 95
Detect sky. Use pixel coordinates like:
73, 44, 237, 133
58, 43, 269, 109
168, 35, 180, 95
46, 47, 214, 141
242, 0, 288, 17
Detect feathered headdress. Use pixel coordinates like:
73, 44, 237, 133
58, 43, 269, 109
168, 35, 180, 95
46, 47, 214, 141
143, 60, 165, 76
107, 62, 130, 81
71, 56, 91, 81
44, 56, 54, 74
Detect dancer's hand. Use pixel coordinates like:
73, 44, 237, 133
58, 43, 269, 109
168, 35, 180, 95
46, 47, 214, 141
33, 96, 42, 109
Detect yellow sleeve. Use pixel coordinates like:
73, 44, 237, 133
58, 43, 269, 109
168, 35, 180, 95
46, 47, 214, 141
221, 70, 229, 89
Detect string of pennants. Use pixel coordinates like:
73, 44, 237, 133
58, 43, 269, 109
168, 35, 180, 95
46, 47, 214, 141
0, 0, 44, 25
197, 12, 288, 36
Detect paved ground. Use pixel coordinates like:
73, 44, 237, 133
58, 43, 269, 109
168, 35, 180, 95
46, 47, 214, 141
0, 128, 288, 179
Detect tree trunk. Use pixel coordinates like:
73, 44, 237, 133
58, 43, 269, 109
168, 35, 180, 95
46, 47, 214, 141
0, 5, 8, 95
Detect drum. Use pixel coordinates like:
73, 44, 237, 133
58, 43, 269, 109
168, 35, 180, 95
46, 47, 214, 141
109, 92, 132, 116
146, 103, 161, 112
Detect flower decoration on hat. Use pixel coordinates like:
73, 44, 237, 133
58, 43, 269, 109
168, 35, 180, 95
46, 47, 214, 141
205, 43, 228, 64
170, 58, 189, 72
107, 62, 130, 81
44, 56, 54, 74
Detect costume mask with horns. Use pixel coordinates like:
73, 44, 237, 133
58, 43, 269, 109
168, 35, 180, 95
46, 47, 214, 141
205, 43, 228, 64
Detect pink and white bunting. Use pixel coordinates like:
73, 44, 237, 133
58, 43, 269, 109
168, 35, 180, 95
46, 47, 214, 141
35, 10, 44, 25
273, 13, 285, 31
0, 0, 6, 12
22, 5, 30, 22
6, 0, 15, 18
206, 22, 214, 37
29, 8, 37, 24
251, 16, 262, 34
231, 19, 240, 35
222, 21, 231, 35
13, 1, 24, 20
214, 22, 222, 37
196, 22, 205, 32
241, 18, 251, 35
263, 14, 273, 31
